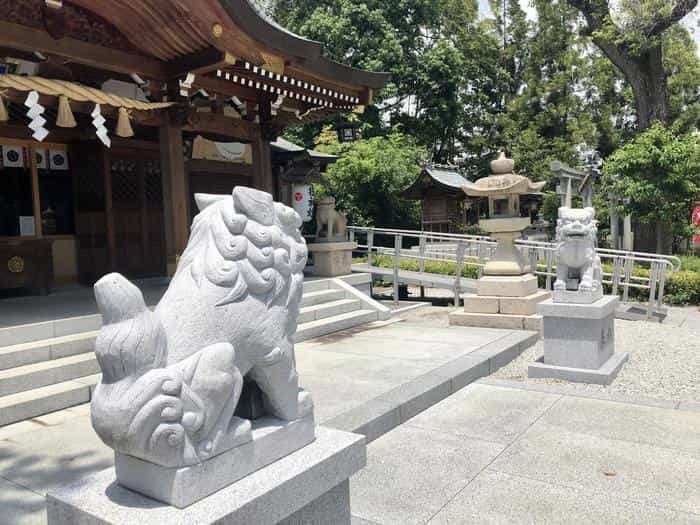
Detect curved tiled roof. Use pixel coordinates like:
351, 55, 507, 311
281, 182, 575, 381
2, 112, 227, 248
424, 167, 470, 189
221, 0, 390, 90
402, 166, 470, 199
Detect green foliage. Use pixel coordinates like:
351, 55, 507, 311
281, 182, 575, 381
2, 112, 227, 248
496, 0, 598, 179
313, 132, 425, 229
356, 254, 480, 279
678, 255, 700, 273
664, 26, 700, 133
264, 0, 700, 235
602, 124, 700, 242
664, 271, 700, 305
542, 192, 561, 234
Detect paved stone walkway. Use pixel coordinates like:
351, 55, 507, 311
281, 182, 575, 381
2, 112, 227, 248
0, 320, 516, 525
3, 311, 698, 525
350, 380, 700, 525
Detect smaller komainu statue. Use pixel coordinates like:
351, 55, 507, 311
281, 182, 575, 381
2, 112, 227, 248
554, 207, 603, 298
315, 196, 348, 242
91, 187, 313, 469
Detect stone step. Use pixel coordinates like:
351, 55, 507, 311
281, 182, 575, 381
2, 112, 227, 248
0, 314, 102, 348
0, 353, 100, 397
0, 331, 99, 371
301, 279, 330, 294
297, 299, 362, 325
294, 309, 379, 343
0, 282, 337, 349
299, 289, 346, 308
0, 308, 378, 426
0, 376, 99, 427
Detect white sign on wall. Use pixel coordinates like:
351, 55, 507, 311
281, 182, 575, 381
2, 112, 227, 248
49, 149, 69, 170
292, 184, 314, 223
2, 146, 25, 168
19, 216, 35, 237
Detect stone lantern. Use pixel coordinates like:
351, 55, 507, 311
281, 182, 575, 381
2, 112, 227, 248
450, 152, 550, 331
462, 152, 545, 276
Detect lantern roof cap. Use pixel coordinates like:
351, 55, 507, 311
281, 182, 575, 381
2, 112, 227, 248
462, 152, 545, 197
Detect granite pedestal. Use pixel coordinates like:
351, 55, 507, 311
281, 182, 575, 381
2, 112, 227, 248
46, 426, 365, 525
529, 296, 628, 385
116, 414, 315, 508
308, 241, 357, 277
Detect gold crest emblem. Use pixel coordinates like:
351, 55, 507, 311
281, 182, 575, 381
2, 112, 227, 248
7, 256, 24, 273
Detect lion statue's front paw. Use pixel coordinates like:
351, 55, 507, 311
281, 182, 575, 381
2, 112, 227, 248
554, 279, 567, 291
579, 280, 593, 292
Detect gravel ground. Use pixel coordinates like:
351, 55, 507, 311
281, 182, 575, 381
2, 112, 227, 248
394, 303, 700, 404
494, 317, 700, 403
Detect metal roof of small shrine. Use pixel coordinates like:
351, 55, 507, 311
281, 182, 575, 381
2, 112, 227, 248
402, 166, 470, 199
271, 137, 337, 163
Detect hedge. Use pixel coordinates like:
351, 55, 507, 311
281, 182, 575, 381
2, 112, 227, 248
355, 254, 700, 305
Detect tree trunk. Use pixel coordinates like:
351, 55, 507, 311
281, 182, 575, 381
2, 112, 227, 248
624, 46, 669, 129
594, 40, 669, 129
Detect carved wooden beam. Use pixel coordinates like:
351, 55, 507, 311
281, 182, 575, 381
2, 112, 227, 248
0, 20, 169, 80
168, 48, 236, 78
182, 112, 257, 142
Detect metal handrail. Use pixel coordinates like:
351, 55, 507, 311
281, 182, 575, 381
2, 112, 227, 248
348, 226, 679, 319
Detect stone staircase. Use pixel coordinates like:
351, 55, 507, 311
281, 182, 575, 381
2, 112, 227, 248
0, 275, 389, 427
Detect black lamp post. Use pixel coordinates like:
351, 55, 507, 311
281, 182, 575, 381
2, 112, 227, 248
335, 119, 359, 143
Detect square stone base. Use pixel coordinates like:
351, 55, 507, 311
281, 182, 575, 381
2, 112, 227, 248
449, 311, 542, 331
115, 414, 315, 508
463, 290, 551, 316
308, 242, 357, 277
46, 427, 365, 525
552, 287, 604, 304
538, 296, 619, 370
476, 274, 538, 297
528, 352, 629, 385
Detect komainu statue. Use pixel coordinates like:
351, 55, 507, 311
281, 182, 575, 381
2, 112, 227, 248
315, 196, 348, 242
554, 207, 602, 299
91, 187, 312, 468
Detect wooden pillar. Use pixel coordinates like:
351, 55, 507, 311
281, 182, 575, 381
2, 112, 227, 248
251, 129, 274, 195
28, 145, 43, 238
103, 150, 117, 270
159, 125, 189, 276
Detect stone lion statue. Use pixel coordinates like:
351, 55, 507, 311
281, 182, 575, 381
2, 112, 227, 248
315, 196, 347, 242
91, 187, 312, 468
554, 207, 602, 294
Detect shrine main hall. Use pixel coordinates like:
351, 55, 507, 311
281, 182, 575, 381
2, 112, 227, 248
0, 0, 387, 289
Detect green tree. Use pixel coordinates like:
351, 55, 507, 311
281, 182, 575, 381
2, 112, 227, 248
497, 0, 597, 179
602, 124, 700, 252
313, 132, 425, 228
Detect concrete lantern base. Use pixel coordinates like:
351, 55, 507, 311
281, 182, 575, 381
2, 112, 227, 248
46, 427, 366, 525
450, 274, 548, 332
308, 241, 357, 277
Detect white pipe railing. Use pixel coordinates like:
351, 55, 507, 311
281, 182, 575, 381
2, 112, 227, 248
348, 226, 679, 318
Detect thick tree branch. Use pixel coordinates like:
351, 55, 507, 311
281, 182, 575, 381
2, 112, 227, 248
647, 0, 698, 35
567, 0, 608, 32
